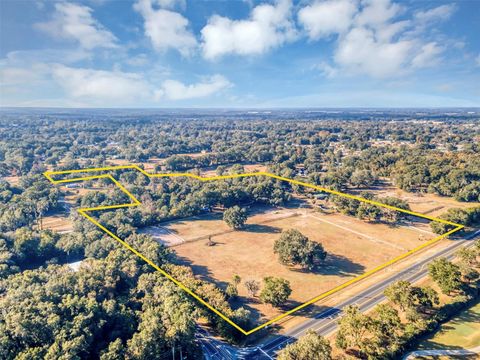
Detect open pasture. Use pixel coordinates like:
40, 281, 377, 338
351, 182, 480, 218
169, 204, 433, 322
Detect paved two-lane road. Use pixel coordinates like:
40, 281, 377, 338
198, 229, 479, 359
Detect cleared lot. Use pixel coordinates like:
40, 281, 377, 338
42, 214, 73, 233
144, 205, 299, 244
139, 226, 185, 246
350, 182, 480, 218
169, 205, 430, 322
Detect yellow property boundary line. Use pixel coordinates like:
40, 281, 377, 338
44, 164, 464, 335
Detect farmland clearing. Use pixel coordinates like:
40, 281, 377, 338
155, 202, 437, 323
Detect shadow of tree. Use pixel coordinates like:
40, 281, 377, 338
172, 254, 230, 289
417, 301, 480, 350
289, 252, 365, 277
230, 296, 264, 325
418, 341, 475, 351
281, 197, 310, 209
243, 223, 281, 234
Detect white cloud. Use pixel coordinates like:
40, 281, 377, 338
411, 42, 443, 68
475, 54, 480, 67
0, 64, 49, 86
126, 53, 150, 67
335, 27, 413, 78
35, 2, 117, 49
414, 4, 456, 24
201, 0, 296, 60
300, 0, 455, 78
298, 0, 357, 39
310, 61, 338, 78
355, 0, 402, 28
4, 49, 91, 65
48, 64, 231, 104
155, 0, 186, 10
373, 19, 410, 42
1, 53, 231, 105
51, 65, 150, 103
155, 75, 232, 100
134, 0, 197, 56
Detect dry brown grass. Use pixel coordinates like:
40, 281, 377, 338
170, 205, 430, 322
351, 182, 480, 218
3, 176, 20, 185
201, 163, 268, 177
42, 215, 73, 233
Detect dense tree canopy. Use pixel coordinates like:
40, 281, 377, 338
1, 113, 478, 202
430, 206, 480, 234
223, 205, 247, 230
274, 229, 327, 270
1, 111, 478, 358
428, 258, 463, 294
0, 176, 59, 232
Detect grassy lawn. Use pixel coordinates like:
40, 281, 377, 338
418, 301, 480, 350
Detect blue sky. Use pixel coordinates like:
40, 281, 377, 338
1, 0, 479, 108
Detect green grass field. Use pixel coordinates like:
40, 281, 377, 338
418, 301, 480, 350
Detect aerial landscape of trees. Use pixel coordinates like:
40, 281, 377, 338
0, 176, 59, 232
430, 206, 480, 234
1, 111, 478, 204
0, 236, 203, 359
0, 110, 479, 358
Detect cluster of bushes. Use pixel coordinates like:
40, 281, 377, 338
430, 206, 480, 234
274, 229, 327, 270
224, 274, 292, 310
331, 192, 411, 223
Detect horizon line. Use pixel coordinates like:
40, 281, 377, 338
1, 106, 479, 111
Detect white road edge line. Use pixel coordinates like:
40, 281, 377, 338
257, 346, 274, 359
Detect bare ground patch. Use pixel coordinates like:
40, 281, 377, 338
139, 226, 185, 246
42, 215, 73, 233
